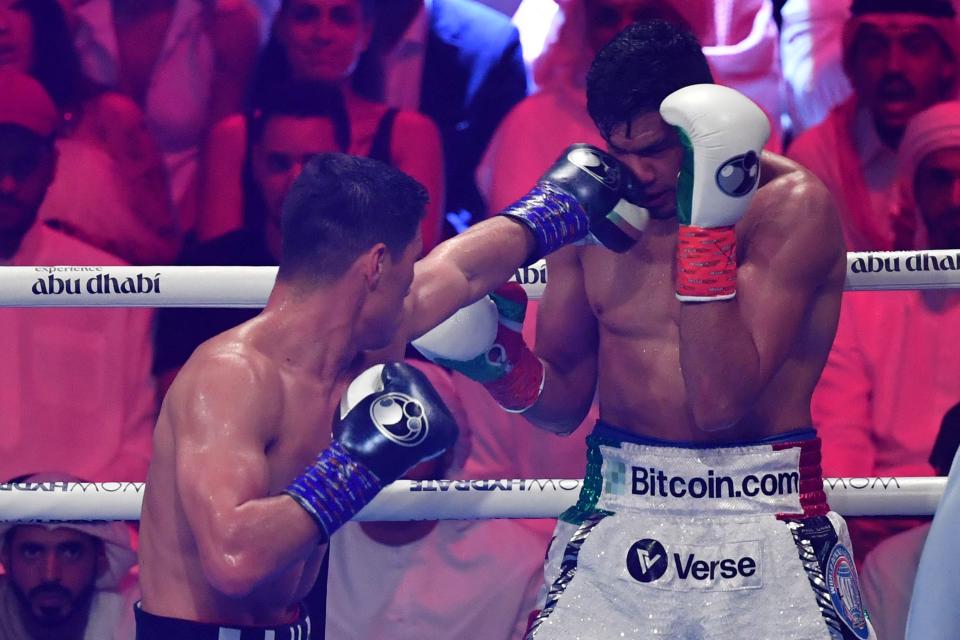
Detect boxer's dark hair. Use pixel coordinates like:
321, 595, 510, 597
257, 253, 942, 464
278, 153, 427, 283
587, 19, 713, 140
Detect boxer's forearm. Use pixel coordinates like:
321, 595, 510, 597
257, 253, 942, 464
522, 357, 596, 434
679, 301, 762, 431
406, 217, 534, 340
433, 216, 534, 302
196, 496, 325, 598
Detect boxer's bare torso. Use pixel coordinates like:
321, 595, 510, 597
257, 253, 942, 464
139, 314, 370, 624
534, 153, 845, 442
138, 216, 532, 627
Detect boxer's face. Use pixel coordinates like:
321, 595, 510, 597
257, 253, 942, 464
275, 0, 371, 83
0, 0, 34, 73
605, 110, 684, 219
252, 115, 341, 256
0, 126, 55, 259
848, 20, 955, 135
914, 147, 960, 249
2, 526, 101, 627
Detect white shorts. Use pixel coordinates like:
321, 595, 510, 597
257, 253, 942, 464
525, 424, 876, 640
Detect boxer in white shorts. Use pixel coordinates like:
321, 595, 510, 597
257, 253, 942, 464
415, 19, 874, 640
527, 423, 870, 639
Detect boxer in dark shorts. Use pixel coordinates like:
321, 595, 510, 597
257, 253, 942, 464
137, 138, 654, 636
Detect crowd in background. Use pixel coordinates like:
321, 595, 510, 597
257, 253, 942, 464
1, 0, 960, 638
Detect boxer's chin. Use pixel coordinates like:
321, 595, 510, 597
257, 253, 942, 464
360, 310, 404, 351
364, 328, 395, 352
648, 205, 676, 221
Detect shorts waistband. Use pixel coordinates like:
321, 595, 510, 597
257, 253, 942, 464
591, 420, 817, 448
566, 420, 827, 520
135, 602, 312, 640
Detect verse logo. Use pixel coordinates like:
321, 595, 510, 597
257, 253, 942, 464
626, 539, 669, 583
624, 538, 762, 591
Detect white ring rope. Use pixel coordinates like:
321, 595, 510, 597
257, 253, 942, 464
2, 250, 959, 307
0, 477, 944, 523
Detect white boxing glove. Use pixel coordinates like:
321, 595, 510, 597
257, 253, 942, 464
660, 84, 770, 301
411, 297, 499, 362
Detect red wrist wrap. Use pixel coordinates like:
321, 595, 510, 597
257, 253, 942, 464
484, 345, 544, 412
676, 225, 737, 300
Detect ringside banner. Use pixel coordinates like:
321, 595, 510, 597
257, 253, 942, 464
0, 251, 958, 307
0, 477, 945, 522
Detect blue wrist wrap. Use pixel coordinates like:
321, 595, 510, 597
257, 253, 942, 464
284, 442, 383, 540
500, 182, 590, 263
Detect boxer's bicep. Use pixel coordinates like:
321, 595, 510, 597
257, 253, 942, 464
401, 254, 470, 342
172, 353, 289, 594
738, 176, 843, 379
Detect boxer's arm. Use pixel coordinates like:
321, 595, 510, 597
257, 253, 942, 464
522, 245, 599, 433
401, 217, 535, 342
401, 144, 649, 344
679, 162, 844, 430
173, 352, 325, 597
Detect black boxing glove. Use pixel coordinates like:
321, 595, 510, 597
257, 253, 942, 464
500, 144, 649, 261
284, 362, 458, 541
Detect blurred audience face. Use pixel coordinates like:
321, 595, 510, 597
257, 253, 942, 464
0, 0, 33, 72
251, 114, 342, 252
605, 111, 685, 219
583, 0, 687, 54
0, 124, 55, 258
2, 526, 101, 628
275, 0, 371, 84
914, 147, 960, 249
848, 21, 955, 136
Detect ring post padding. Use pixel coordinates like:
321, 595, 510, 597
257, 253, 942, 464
0, 477, 945, 522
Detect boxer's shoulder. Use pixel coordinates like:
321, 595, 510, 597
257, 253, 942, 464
169, 333, 285, 434
737, 155, 845, 287
756, 152, 826, 201
757, 152, 832, 202
745, 153, 842, 243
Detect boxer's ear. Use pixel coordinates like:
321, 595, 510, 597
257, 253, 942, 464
362, 243, 388, 290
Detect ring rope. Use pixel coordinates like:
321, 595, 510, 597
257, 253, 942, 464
0, 477, 944, 523
3, 249, 960, 307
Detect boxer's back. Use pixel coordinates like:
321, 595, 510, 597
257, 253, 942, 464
139, 319, 334, 625
580, 156, 845, 443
